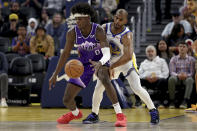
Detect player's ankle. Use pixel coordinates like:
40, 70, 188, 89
72, 108, 79, 116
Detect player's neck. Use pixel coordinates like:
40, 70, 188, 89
80, 23, 92, 37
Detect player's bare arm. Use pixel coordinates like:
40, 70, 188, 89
89, 25, 110, 74
101, 24, 107, 33
110, 32, 134, 69
49, 28, 75, 90
96, 25, 109, 48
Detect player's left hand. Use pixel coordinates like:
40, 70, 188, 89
89, 59, 102, 76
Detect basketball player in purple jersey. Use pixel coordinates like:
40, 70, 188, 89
49, 3, 127, 127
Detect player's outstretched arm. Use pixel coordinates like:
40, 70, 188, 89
49, 28, 75, 90
110, 32, 134, 69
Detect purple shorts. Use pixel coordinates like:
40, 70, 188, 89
68, 63, 94, 88
68, 61, 110, 88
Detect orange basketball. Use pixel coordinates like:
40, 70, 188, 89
65, 59, 84, 78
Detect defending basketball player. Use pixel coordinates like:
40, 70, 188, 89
48, 3, 127, 127
83, 9, 160, 125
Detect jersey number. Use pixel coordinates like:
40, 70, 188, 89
95, 49, 100, 55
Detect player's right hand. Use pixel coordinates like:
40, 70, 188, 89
49, 73, 57, 90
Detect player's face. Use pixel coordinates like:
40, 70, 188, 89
146, 48, 156, 60
75, 17, 89, 29
187, 0, 197, 14
113, 13, 127, 29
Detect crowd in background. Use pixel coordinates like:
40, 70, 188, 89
0, 0, 196, 109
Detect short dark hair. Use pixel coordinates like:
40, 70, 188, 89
71, 2, 98, 22
177, 41, 188, 47
17, 24, 26, 30
36, 25, 46, 33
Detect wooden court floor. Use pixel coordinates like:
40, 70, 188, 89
0, 105, 197, 131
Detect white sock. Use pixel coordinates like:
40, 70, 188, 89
72, 108, 79, 116
113, 103, 122, 114
92, 80, 105, 115
126, 71, 155, 109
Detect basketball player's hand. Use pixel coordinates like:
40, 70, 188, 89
49, 73, 57, 90
109, 67, 114, 80
89, 59, 102, 76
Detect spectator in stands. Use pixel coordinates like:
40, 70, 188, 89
12, 24, 30, 56
27, 17, 38, 37
30, 26, 54, 58
0, 13, 18, 38
0, 7, 3, 30
155, 0, 172, 24
116, 0, 129, 10
20, 0, 43, 19
166, 23, 189, 55
161, 11, 192, 38
43, 0, 65, 12
40, 10, 52, 29
91, 0, 108, 24
102, 0, 117, 13
180, 1, 197, 40
139, 45, 169, 106
0, 52, 8, 107
96, 0, 117, 21
168, 41, 195, 108
0, 0, 2, 9
4, 1, 27, 25
156, 39, 173, 64
46, 13, 64, 42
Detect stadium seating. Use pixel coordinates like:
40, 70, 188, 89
26, 54, 46, 103
8, 57, 33, 106
6, 53, 21, 74
0, 37, 10, 53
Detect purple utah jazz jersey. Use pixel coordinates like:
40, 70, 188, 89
75, 23, 103, 64
68, 23, 103, 88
